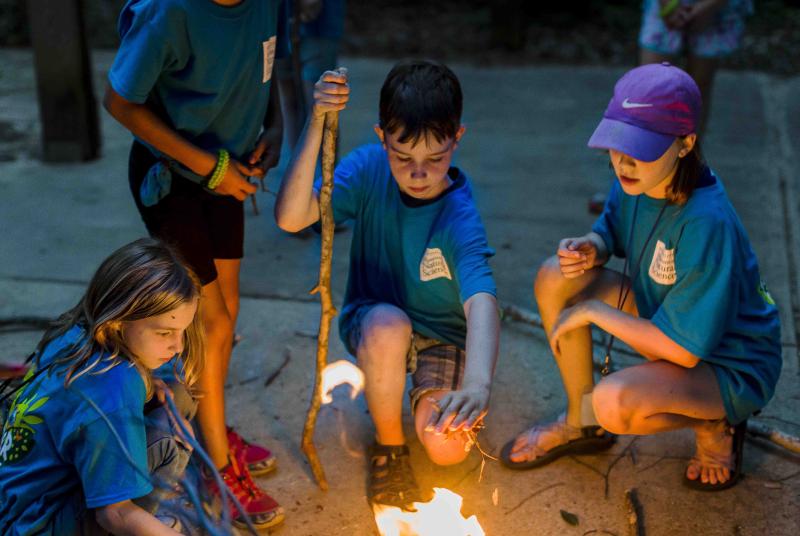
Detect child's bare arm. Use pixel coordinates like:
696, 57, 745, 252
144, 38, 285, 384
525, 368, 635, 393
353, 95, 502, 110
426, 292, 499, 433
103, 85, 258, 201
274, 70, 349, 232
95, 500, 181, 536
550, 299, 701, 368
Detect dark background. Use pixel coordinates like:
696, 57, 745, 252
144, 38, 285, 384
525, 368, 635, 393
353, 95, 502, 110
2, 0, 799, 74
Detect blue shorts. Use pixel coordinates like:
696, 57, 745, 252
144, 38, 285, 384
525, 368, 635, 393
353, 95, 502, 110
639, 0, 752, 58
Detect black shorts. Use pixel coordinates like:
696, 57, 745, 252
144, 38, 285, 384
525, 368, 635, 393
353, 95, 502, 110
128, 141, 244, 285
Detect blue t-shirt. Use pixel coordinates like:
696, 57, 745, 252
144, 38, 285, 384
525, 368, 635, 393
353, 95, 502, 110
592, 169, 782, 423
108, 0, 287, 162
321, 144, 497, 349
0, 326, 150, 535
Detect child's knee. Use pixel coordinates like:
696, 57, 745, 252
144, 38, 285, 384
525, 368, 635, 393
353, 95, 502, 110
534, 255, 563, 301
592, 378, 635, 434
412, 399, 470, 466
359, 304, 412, 352
203, 310, 234, 346
420, 431, 471, 466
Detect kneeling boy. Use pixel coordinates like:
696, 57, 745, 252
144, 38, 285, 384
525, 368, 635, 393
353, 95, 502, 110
275, 60, 499, 509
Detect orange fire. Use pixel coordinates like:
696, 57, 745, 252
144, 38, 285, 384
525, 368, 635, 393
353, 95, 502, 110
373, 488, 485, 536
320, 360, 365, 404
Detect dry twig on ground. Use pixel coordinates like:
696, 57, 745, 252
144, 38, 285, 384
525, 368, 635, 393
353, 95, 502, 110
624, 488, 643, 536
747, 420, 800, 454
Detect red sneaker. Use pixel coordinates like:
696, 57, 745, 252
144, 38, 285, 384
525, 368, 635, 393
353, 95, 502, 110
227, 426, 277, 476
204, 456, 284, 530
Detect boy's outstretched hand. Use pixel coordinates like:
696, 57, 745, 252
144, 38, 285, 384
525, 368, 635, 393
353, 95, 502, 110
557, 235, 599, 278
312, 69, 350, 120
425, 386, 490, 435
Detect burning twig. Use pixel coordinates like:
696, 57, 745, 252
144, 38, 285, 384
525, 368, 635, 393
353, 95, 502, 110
624, 488, 643, 536
373, 488, 485, 536
319, 360, 364, 403
301, 90, 343, 490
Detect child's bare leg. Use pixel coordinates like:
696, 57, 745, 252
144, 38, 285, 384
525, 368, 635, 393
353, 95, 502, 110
639, 48, 674, 66
356, 304, 412, 446
593, 360, 730, 484
414, 391, 471, 466
686, 55, 718, 135
213, 258, 241, 377
195, 280, 234, 468
507, 257, 634, 463
535, 256, 636, 427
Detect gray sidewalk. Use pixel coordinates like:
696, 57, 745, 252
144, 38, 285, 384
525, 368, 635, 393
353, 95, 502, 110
1, 49, 798, 535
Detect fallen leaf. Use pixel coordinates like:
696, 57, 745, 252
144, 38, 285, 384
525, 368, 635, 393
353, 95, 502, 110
560, 509, 579, 526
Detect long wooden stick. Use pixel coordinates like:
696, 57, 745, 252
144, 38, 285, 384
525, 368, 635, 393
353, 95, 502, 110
301, 108, 340, 490
747, 420, 800, 454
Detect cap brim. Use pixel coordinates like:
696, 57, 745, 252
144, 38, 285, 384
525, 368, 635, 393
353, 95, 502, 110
587, 118, 675, 162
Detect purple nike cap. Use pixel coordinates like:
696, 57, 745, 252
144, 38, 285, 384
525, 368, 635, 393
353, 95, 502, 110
588, 62, 701, 162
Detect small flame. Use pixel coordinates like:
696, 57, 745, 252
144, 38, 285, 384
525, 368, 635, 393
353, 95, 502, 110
320, 360, 365, 404
373, 488, 485, 536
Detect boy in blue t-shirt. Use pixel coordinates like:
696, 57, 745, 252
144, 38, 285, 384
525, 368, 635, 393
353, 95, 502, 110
103, 0, 287, 529
275, 60, 500, 509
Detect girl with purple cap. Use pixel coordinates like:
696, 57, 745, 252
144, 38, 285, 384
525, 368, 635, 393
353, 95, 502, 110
501, 63, 781, 491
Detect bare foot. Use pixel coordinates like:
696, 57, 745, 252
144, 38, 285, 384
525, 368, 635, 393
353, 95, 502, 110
507, 415, 584, 464
686, 419, 735, 485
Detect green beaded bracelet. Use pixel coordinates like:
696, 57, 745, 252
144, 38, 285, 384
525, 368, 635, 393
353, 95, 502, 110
206, 149, 229, 190
659, 0, 680, 18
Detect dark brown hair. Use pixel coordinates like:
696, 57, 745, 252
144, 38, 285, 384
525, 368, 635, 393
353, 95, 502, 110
666, 138, 706, 205
379, 59, 462, 145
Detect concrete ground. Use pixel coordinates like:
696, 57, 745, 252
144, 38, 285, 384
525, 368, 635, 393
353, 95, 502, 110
1, 49, 799, 535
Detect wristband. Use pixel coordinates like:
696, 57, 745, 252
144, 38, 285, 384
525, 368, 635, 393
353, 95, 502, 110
206, 149, 229, 190
659, 0, 680, 18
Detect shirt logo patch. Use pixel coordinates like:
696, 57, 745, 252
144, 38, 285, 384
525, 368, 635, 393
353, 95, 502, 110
648, 240, 676, 285
262, 36, 276, 83
420, 248, 452, 282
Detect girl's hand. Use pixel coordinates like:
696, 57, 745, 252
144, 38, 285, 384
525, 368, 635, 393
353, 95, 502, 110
557, 236, 598, 278
214, 159, 259, 201
312, 69, 349, 120
550, 301, 598, 356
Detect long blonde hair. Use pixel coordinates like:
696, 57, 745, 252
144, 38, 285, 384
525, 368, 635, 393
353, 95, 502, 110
34, 238, 204, 400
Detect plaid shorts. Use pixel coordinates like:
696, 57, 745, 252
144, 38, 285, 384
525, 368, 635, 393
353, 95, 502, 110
345, 304, 466, 413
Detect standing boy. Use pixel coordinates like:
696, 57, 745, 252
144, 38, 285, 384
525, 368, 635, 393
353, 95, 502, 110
103, 0, 286, 529
275, 60, 500, 509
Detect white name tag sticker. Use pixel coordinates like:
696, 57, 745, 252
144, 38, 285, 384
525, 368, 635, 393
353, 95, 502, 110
648, 240, 676, 285
262, 36, 276, 83
420, 248, 452, 282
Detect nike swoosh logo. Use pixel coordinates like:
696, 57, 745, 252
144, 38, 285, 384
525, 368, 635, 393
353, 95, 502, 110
622, 98, 653, 109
